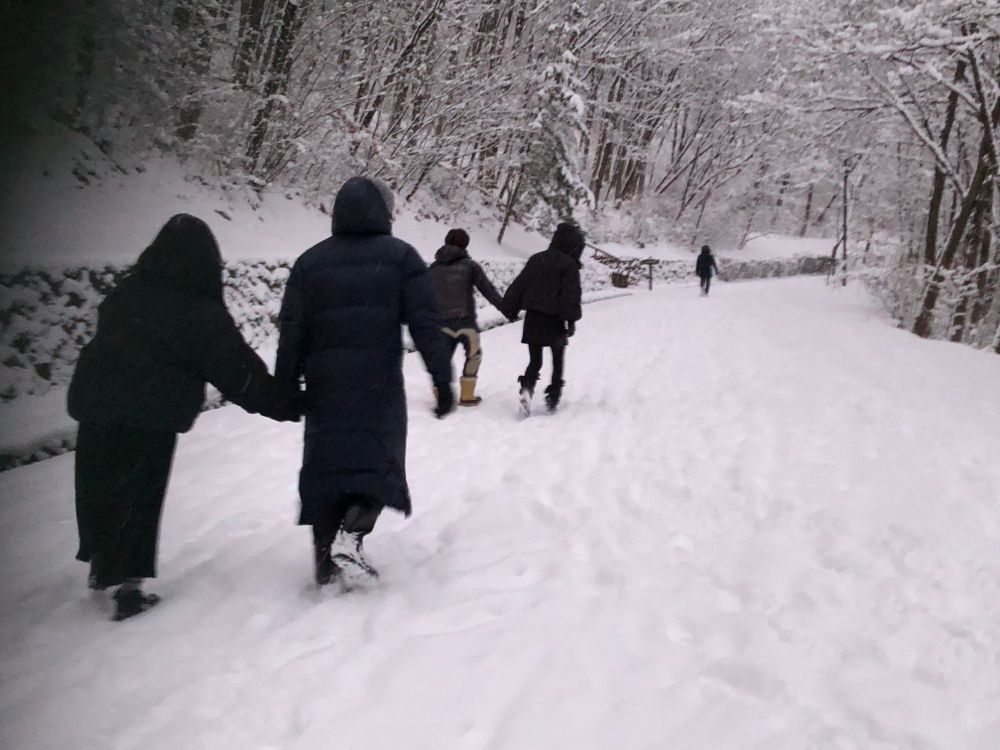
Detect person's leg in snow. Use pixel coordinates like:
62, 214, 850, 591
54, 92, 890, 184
312, 502, 349, 586
545, 343, 566, 412
74, 422, 175, 619
704, 275, 712, 295
519, 345, 543, 416
313, 495, 383, 587
455, 328, 483, 406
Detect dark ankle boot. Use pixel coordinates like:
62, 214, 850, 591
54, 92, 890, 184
545, 380, 564, 411
112, 581, 160, 621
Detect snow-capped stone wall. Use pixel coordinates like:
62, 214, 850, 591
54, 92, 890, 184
0, 254, 835, 406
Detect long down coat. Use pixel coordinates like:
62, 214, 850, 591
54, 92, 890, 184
275, 178, 452, 523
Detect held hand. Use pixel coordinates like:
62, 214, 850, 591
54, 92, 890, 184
566, 321, 576, 337
434, 383, 455, 418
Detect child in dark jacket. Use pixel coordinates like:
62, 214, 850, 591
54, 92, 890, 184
696, 245, 720, 295
427, 228, 512, 406
68, 214, 300, 621
501, 222, 585, 414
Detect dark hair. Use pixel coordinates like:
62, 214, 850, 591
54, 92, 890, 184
701, 245, 711, 253
133, 214, 224, 301
445, 228, 470, 249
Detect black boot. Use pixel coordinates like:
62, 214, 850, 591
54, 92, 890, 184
87, 554, 110, 591
545, 380, 564, 412
313, 525, 339, 586
112, 581, 160, 621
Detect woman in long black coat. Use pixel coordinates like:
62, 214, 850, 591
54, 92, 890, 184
502, 222, 584, 414
68, 214, 300, 621
274, 177, 453, 586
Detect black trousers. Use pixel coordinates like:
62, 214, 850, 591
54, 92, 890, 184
700, 274, 712, 293
312, 494, 384, 551
75, 422, 177, 588
523, 343, 565, 389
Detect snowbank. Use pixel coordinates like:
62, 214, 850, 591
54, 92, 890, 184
0, 135, 547, 270
2, 277, 998, 749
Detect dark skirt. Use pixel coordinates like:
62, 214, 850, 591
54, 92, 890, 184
521, 310, 567, 347
75, 422, 176, 587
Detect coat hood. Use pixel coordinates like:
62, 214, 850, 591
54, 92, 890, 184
332, 177, 393, 237
433, 244, 470, 264
132, 213, 224, 302
549, 222, 586, 266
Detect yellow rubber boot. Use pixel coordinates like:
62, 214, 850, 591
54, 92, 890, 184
459, 377, 482, 406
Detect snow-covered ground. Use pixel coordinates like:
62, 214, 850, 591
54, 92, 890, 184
2, 277, 998, 749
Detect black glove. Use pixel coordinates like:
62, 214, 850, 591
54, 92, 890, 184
566, 321, 576, 338
434, 383, 455, 418
506, 312, 520, 323
268, 391, 302, 422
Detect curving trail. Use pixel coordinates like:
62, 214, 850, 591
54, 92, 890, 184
2, 277, 999, 749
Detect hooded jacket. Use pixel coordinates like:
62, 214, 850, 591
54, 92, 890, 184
696, 249, 719, 278
68, 214, 299, 433
274, 177, 452, 520
501, 222, 584, 324
427, 244, 505, 327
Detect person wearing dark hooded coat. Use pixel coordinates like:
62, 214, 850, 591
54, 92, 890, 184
426, 228, 512, 406
501, 222, 585, 415
274, 177, 454, 587
67, 214, 301, 621
696, 245, 720, 295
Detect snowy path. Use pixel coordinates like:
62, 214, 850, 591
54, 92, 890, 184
2, 278, 999, 749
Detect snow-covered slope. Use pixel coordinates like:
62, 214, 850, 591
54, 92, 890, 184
1, 136, 835, 271
0, 136, 548, 270
2, 277, 998, 749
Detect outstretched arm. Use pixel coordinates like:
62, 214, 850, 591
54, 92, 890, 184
198, 305, 299, 421
471, 261, 506, 313
401, 248, 452, 388
500, 265, 527, 319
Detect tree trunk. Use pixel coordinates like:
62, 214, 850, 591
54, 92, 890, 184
799, 183, 814, 236
234, 0, 269, 88
246, 0, 301, 173
497, 168, 524, 245
173, 1, 217, 142
914, 133, 995, 338
924, 59, 968, 265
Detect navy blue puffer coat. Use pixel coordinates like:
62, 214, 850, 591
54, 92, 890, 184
275, 178, 452, 522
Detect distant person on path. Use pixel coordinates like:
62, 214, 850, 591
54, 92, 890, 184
427, 228, 514, 406
68, 214, 300, 621
502, 222, 584, 415
275, 177, 454, 588
696, 245, 720, 295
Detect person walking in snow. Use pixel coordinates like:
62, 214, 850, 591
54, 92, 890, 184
696, 244, 720, 295
68, 214, 300, 621
501, 222, 584, 415
427, 228, 514, 406
275, 177, 454, 588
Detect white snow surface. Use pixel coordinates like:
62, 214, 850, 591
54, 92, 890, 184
2, 277, 999, 749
